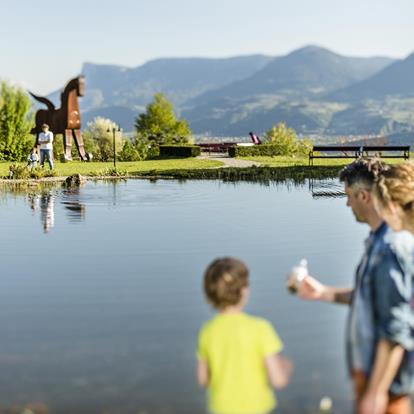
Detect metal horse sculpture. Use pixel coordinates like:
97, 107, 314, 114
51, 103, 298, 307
30, 76, 91, 161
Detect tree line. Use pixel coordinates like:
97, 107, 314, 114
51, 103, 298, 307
0, 81, 311, 162
0, 83, 192, 162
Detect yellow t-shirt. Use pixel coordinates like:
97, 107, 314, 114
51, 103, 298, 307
197, 312, 283, 414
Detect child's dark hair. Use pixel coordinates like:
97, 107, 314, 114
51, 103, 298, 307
339, 157, 389, 189
204, 257, 249, 309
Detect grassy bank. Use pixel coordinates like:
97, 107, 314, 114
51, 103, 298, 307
243, 155, 406, 167
242, 156, 347, 167
1, 156, 406, 185
0, 166, 344, 193
0, 158, 224, 178
134, 165, 343, 183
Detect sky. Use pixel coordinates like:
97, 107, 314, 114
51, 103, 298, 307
1, 0, 413, 93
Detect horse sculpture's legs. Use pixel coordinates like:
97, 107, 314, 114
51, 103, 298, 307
72, 129, 90, 161
64, 129, 73, 161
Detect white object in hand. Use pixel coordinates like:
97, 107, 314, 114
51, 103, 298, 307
319, 396, 333, 412
287, 259, 308, 294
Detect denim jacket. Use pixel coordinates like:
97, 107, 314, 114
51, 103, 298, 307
346, 223, 414, 395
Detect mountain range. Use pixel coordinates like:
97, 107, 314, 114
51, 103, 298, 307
44, 46, 414, 140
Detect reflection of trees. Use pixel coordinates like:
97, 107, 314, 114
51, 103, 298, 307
62, 188, 86, 222
309, 178, 345, 199
28, 193, 40, 212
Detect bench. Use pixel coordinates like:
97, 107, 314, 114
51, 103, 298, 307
309, 145, 410, 166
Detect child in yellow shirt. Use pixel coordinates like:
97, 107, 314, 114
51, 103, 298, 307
197, 257, 292, 414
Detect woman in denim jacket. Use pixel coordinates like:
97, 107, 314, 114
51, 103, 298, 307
365, 161, 414, 414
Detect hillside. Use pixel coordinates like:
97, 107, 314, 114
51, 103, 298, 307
187, 46, 394, 106
36, 46, 414, 138
182, 46, 399, 136
49, 55, 272, 110
328, 52, 414, 102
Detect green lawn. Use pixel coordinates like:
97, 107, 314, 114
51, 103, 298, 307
0, 158, 224, 178
241, 156, 318, 167
0, 156, 408, 181
241, 156, 406, 167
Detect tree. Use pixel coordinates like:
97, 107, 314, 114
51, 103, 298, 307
118, 139, 148, 161
82, 117, 124, 161
264, 122, 313, 156
135, 93, 191, 145
0, 82, 34, 161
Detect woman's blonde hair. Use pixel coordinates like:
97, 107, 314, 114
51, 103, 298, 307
375, 162, 414, 228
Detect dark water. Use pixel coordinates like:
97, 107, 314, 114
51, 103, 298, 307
0, 179, 367, 414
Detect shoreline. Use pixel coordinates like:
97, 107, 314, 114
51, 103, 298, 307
0, 165, 344, 187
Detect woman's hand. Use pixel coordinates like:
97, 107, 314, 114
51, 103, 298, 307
358, 390, 388, 414
297, 275, 327, 301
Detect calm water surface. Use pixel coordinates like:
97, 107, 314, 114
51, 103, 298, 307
0, 179, 367, 414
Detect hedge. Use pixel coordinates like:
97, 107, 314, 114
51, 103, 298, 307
228, 145, 286, 157
159, 145, 201, 158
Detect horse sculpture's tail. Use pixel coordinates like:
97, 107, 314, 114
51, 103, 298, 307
29, 92, 56, 111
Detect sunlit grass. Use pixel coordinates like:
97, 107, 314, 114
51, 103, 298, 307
0, 159, 224, 178
0, 156, 408, 181
241, 156, 407, 167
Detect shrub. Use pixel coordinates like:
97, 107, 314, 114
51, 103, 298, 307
118, 136, 153, 161
159, 145, 201, 158
7, 163, 30, 179
229, 145, 277, 157
0, 82, 34, 161
82, 117, 124, 161
262, 122, 314, 157
29, 167, 56, 179
229, 123, 313, 157
147, 144, 160, 159
7, 164, 55, 179
296, 138, 313, 156
229, 142, 313, 158
119, 140, 144, 161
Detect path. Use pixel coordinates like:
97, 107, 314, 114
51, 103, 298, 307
198, 154, 260, 168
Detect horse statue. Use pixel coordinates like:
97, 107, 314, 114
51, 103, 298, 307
30, 76, 91, 161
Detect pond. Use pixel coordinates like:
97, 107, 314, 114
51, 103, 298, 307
0, 179, 367, 414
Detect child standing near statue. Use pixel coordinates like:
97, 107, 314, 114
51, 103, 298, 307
27, 147, 39, 169
197, 257, 292, 414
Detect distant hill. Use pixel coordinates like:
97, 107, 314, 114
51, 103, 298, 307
187, 46, 394, 106
36, 46, 414, 137
48, 55, 273, 110
345, 132, 414, 147
46, 55, 273, 131
328, 52, 414, 101
183, 46, 397, 135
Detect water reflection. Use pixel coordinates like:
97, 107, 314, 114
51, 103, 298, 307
4, 178, 347, 236
27, 192, 55, 233
309, 178, 345, 199
28, 193, 40, 212
26, 189, 86, 233
61, 188, 86, 222
40, 193, 55, 233
0, 179, 363, 413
